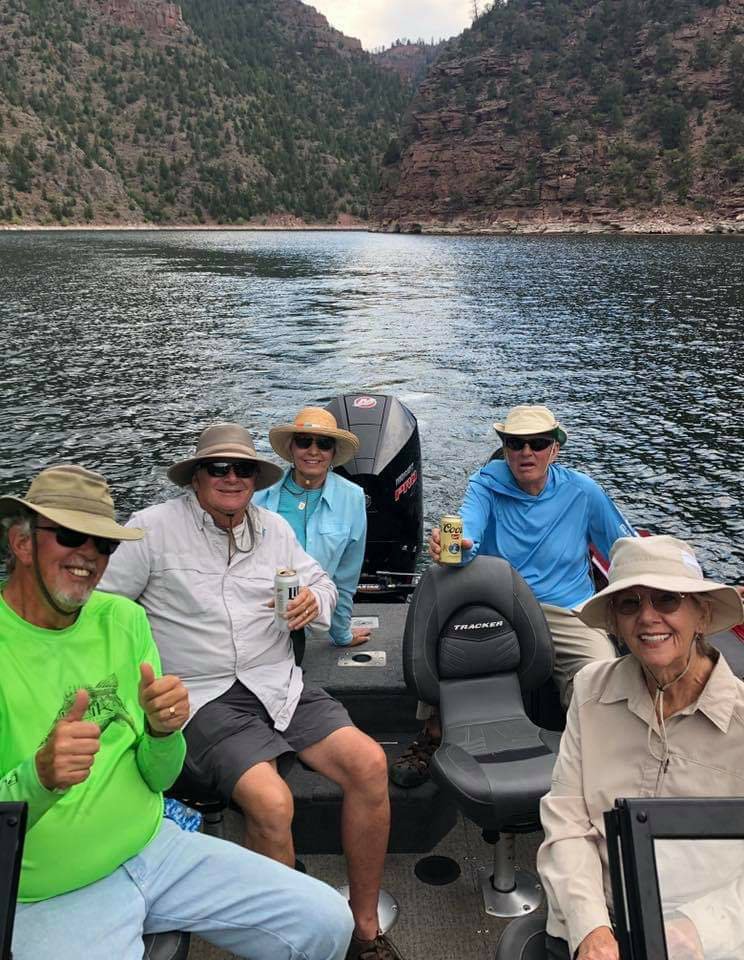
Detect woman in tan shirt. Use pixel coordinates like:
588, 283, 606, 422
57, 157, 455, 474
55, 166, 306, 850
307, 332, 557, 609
537, 535, 744, 960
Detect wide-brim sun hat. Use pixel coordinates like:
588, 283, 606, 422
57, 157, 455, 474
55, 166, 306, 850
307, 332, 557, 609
269, 406, 360, 467
576, 535, 744, 636
0, 464, 143, 541
493, 404, 568, 446
168, 422, 284, 491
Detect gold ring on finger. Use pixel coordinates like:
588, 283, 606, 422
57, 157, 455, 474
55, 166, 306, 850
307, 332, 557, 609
168, 706, 176, 717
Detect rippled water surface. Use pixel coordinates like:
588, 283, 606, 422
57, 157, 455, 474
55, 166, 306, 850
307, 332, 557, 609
1, 229, 743, 578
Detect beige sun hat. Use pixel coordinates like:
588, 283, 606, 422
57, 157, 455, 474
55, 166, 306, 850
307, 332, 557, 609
0, 465, 143, 541
167, 423, 284, 491
493, 404, 568, 446
576, 535, 744, 635
269, 406, 360, 467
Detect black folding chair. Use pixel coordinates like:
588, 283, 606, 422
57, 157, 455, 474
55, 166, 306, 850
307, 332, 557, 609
605, 796, 744, 960
0, 803, 27, 960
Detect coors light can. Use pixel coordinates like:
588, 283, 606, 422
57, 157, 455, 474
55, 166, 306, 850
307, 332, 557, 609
439, 515, 463, 564
275, 568, 300, 624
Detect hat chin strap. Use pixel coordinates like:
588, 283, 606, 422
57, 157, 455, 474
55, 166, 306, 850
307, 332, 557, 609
644, 634, 696, 696
644, 635, 698, 779
30, 528, 77, 618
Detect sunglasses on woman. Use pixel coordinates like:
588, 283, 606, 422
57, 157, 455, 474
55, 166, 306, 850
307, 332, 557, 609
200, 461, 258, 479
612, 590, 687, 617
503, 435, 555, 452
293, 435, 335, 452
34, 523, 121, 556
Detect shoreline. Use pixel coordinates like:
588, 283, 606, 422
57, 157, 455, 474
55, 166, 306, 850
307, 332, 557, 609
374, 213, 744, 237
1, 215, 743, 236
0, 223, 368, 232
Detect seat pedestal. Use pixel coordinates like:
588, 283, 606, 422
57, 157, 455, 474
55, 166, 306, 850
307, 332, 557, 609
335, 886, 400, 934
478, 832, 543, 918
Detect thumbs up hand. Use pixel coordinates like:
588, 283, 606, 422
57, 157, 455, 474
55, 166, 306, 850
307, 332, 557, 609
35, 689, 101, 791
138, 663, 189, 736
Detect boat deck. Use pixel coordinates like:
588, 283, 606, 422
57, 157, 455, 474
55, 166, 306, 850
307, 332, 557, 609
189, 810, 542, 960
183, 603, 744, 960
187, 599, 543, 960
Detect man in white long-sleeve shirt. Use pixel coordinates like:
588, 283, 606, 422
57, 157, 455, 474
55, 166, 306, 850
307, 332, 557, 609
100, 423, 399, 960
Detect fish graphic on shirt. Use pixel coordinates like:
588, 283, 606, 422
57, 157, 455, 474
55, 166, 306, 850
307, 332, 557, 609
48, 674, 137, 739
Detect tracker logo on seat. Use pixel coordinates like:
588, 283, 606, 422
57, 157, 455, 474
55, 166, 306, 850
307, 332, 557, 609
452, 621, 504, 631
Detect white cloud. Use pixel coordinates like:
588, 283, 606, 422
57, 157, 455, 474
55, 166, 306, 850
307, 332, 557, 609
309, 0, 473, 50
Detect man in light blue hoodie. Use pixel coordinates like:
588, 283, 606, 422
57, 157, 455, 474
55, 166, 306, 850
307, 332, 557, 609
392, 404, 635, 787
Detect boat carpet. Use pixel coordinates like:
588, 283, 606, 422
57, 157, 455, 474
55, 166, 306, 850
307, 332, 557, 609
189, 810, 544, 960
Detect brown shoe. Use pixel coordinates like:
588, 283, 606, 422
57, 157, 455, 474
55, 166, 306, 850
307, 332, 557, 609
346, 932, 404, 960
389, 729, 440, 788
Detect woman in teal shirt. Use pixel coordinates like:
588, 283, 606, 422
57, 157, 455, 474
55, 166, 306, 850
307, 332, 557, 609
254, 406, 370, 648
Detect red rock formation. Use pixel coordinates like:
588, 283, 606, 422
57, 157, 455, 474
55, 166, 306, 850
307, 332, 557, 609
96, 0, 187, 39
377, 0, 744, 231
276, 0, 362, 55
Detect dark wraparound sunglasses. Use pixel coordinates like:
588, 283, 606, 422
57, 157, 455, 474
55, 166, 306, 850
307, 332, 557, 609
200, 461, 258, 478
34, 524, 121, 556
503, 435, 555, 452
293, 435, 335, 452
612, 590, 687, 617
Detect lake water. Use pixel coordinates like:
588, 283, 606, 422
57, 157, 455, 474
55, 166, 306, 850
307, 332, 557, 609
1, 229, 742, 579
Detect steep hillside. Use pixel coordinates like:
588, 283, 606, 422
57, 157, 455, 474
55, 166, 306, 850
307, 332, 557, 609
0, 0, 408, 225
372, 40, 446, 86
377, 0, 744, 232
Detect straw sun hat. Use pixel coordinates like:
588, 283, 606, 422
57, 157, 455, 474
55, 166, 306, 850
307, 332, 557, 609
168, 423, 284, 491
0, 465, 143, 541
493, 405, 568, 446
576, 535, 744, 636
269, 407, 360, 468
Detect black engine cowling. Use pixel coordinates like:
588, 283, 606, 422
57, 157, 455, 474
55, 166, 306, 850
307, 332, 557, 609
325, 394, 423, 600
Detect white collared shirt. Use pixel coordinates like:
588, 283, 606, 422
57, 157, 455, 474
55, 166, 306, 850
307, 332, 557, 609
98, 490, 338, 730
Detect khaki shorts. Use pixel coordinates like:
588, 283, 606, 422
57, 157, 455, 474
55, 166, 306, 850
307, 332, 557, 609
415, 602, 616, 719
184, 681, 353, 801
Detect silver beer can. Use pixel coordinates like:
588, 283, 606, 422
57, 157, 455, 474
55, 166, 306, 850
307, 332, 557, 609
275, 568, 300, 623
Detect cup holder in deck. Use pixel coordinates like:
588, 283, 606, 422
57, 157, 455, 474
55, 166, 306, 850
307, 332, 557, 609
336, 650, 387, 666
414, 855, 462, 886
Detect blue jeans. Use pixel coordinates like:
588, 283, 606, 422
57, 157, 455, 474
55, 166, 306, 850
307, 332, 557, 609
13, 819, 353, 960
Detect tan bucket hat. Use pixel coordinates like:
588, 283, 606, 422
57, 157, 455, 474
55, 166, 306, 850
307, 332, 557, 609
493, 405, 567, 446
167, 422, 284, 491
269, 407, 360, 467
576, 535, 744, 635
0, 465, 143, 541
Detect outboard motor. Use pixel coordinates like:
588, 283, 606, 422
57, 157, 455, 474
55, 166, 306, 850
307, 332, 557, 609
325, 394, 423, 600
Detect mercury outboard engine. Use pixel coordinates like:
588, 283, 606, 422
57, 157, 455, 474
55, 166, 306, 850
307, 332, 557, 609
325, 394, 423, 600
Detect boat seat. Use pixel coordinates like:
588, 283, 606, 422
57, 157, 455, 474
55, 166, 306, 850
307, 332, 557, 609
494, 913, 549, 960
142, 930, 191, 959
403, 556, 559, 917
165, 757, 231, 835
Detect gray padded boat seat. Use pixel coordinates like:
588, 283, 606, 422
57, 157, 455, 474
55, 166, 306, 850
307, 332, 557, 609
143, 930, 191, 959
403, 556, 559, 831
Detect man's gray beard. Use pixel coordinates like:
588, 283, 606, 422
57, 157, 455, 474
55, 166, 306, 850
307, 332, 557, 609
50, 583, 94, 612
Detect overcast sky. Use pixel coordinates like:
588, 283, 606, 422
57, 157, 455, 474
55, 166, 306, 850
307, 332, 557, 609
309, 1, 474, 50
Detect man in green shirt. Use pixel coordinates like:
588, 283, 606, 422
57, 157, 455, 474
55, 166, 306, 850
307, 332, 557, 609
0, 464, 352, 960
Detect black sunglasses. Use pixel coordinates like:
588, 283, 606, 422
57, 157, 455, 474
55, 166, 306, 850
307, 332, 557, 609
200, 461, 258, 479
293, 435, 335, 452
503, 435, 555, 452
34, 523, 120, 556
612, 590, 687, 617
